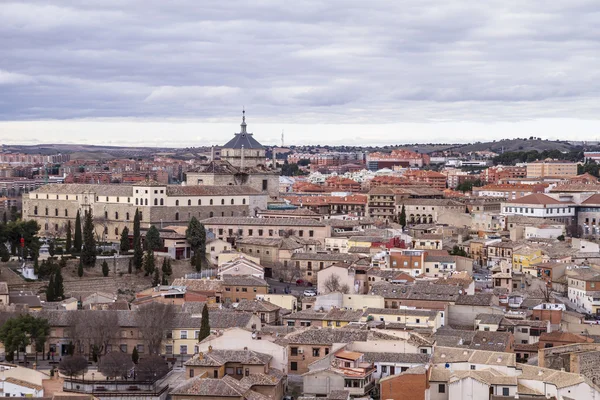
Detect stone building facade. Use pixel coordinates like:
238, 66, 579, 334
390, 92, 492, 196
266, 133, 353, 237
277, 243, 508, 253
22, 182, 267, 241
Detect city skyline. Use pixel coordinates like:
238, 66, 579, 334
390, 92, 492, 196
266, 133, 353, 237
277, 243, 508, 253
1, 1, 599, 145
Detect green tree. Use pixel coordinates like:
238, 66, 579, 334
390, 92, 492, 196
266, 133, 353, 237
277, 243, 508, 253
65, 220, 72, 253
46, 274, 56, 302
133, 210, 143, 271
161, 258, 168, 274
195, 254, 203, 272
449, 245, 468, 257
2, 212, 6, 225
186, 217, 206, 266
73, 210, 82, 252
102, 260, 109, 277
399, 204, 406, 228
119, 226, 130, 253
48, 240, 55, 257
77, 257, 83, 278
132, 347, 139, 364
161, 273, 168, 286
198, 304, 211, 342
0, 314, 50, 362
144, 252, 155, 276
81, 211, 96, 267
145, 225, 161, 251
166, 258, 172, 275
54, 267, 64, 300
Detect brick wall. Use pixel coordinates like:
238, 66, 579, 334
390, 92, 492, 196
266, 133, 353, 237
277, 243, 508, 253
380, 371, 428, 400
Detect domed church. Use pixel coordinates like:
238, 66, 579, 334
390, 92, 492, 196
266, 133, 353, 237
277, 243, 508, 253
186, 111, 279, 199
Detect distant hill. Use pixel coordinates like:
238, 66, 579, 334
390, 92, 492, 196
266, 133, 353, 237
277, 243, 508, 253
450, 139, 577, 154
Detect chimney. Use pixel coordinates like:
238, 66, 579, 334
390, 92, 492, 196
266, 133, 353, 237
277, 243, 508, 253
198, 352, 204, 360
208, 345, 213, 353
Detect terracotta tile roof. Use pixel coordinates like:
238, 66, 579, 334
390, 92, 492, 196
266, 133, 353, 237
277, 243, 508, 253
202, 217, 327, 227
185, 349, 272, 367
173, 375, 269, 400
166, 185, 261, 196
508, 193, 570, 205
283, 327, 399, 345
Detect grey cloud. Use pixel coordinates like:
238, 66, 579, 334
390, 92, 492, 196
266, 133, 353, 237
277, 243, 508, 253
0, 0, 599, 131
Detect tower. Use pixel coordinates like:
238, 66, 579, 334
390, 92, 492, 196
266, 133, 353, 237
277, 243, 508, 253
220, 110, 266, 169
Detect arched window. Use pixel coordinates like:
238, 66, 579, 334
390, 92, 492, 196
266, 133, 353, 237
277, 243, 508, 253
55, 224, 58, 231
209, 212, 214, 217
188, 199, 191, 206
115, 227, 119, 235
145, 199, 148, 205
126, 212, 130, 220
34, 206, 38, 215
221, 199, 225, 205
136, 198, 139, 205
221, 212, 225, 217
154, 199, 158, 206
44, 223, 48, 230
65, 209, 68, 217
45, 207, 48, 216
176, 200, 179, 206
55, 208, 58, 216
175, 212, 179, 221
117, 197, 119, 202
104, 226, 108, 234
231, 199, 234, 205
243, 199, 246, 205
160, 199, 164, 205
198, 199, 201, 205
210, 199, 213, 205
115, 212, 119, 219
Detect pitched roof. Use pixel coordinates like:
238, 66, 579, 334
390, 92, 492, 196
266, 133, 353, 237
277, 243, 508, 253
508, 193, 569, 205
222, 275, 268, 287
223, 133, 265, 150
185, 349, 272, 367
173, 375, 269, 400
362, 352, 430, 364
283, 327, 399, 345
201, 217, 327, 227
166, 185, 261, 196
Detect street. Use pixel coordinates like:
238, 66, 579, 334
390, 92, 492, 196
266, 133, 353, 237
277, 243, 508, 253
266, 277, 305, 297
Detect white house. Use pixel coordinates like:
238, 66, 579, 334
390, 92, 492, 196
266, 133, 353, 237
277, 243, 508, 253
217, 255, 265, 279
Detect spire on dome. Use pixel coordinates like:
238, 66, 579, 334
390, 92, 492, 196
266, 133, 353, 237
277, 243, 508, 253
241, 108, 247, 134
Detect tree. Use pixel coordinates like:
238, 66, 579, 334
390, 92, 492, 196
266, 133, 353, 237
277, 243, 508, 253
128, 258, 132, 274
449, 245, 468, 257
161, 272, 168, 285
199, 303, 211, 342
135, 354, 169, 381
135, 303, 175, 354
99, 351, 134, 379
120, 226, 130, 253
133, 210, 143, 271
2, 212, 6, 225
274, 261, 302, 283
165, 258, 172, 275
131, 347, 139, 364
0, 314, 49, 362
102, 260, 109, 277
152, 267, 160, 286
195, 253, 203, 272
186, 217, 206, 265
54, 267, 64, 300
59, 356, 88, 388
144, 252, 155, 276
145, 225, 161, 251
323, 274, 349, 294
81, 211, 96, 267
46, 274, 56, 302
48, 240, 55, 257
69, 311, 119, 359
74, 210, 82, 252
77, 257, 83, 278
399, 204, 406, 228
65, 220, 72, 253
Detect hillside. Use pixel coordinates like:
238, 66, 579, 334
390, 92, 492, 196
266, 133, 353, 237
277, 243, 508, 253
451, 139, 577, 154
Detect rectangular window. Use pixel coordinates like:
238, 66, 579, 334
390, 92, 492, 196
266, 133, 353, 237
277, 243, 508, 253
180, 331, 188, 339
290, 362, 298, 371
312, 348, 320, 357
502, 388, 509, 396
137, 344, 144, 353
438, 384, 445, 393
180, 345, 188, 354
165, 345, 173, 355
236, 367, 243, 375
190, 369, 194, 378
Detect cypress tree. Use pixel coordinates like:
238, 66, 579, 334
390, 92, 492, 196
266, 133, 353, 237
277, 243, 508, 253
161, 258, 167, 274
133, 210, 143, 270
120, 226, 130, 253
74, 210, 82, 252
152, 267, 160, 286
77, 258, 83, 278
54, 268, 64, 300
65, 220, 72, 253
161, 273, 168, 286
46, 274, 55, 302
166, 258, 172, 276
199, 304, 210, 342
102, 260, 109, 277
399, 204, 407, 228
81, 211, 96, 267
132, 347, 139, 364
144, 251, 155, 276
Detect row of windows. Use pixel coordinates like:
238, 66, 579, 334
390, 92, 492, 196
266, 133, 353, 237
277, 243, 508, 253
134, 198, 248, 206
214, 228, 314, 237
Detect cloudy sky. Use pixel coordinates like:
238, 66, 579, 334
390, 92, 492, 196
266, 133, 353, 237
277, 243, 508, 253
1, 1, 599, 147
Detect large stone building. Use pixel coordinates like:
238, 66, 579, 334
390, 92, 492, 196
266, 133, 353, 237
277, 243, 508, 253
22, 181, 267, 241
186, 112, 279, 199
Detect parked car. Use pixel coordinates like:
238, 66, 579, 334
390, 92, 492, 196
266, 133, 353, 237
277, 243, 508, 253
303, 289, 317, 297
